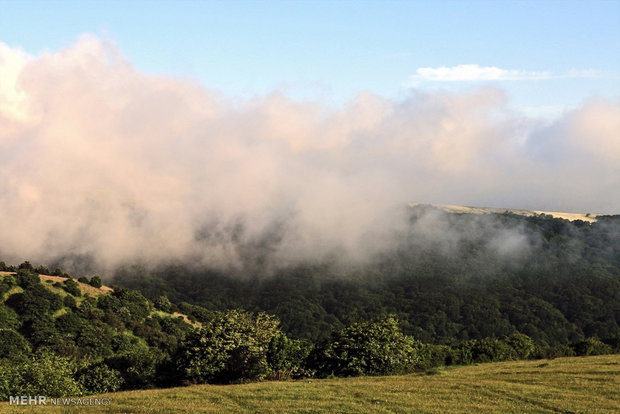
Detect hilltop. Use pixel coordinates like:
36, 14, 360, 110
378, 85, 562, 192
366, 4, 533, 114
411, 203, 607, 223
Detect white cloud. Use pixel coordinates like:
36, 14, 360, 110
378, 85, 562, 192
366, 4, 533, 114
406, 64, 602, 85
0, 37, 618, 272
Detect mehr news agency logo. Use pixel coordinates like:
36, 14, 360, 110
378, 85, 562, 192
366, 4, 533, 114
9, 395, 113, 406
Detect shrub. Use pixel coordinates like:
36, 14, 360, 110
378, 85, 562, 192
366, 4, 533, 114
315, 315, 420, 377
154, 296, 172, 313
0, 351, 83, 399
89, 276, 102, 288
573, 338, 613, 356
178, 310, 280, 384
77, 363, 123, 394
0, 329, 31, 358
266, 332, 313, 380
105, 344, 165, 389
63, 278, 82, 297
0, 307, 20, 330
472, 338, 517, 363
15, 269, 40, 288
505, 333, 535, 359
0, 274, 15, 296
63, 295, 77, 309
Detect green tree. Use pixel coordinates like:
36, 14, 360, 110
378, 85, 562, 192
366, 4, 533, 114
178, 310, 280, 384
266, 332, 312, 379
315, 315, 420, 377
89, 276, 103, 288
0, 329, 31, 358
0, 351, 83, 399
77, 363, 123, 394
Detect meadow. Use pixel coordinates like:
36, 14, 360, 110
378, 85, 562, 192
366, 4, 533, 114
2, 354, 618, 413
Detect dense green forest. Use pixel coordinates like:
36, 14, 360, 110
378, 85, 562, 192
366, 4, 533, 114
1, 207, 619, 397
113, 207, 620, 345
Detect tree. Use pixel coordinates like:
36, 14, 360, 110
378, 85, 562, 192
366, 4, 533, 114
0, 329, 31, 358
178, 310, 280, 384
89, 276, 103, 288
505, 332, 535, 359
266, 332, 312, 379
0, 351, 84, 399
76, 363, 123, 394
314, 315, 420, 377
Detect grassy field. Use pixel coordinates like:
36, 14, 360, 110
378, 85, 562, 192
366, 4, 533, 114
2, 354, 618, 413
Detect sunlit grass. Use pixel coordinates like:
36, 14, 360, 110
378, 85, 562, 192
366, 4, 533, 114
2, 354, 618, 413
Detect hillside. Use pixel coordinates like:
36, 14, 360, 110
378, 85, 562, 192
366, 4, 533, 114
113, 206, 620, 344
2, 355, 618, 413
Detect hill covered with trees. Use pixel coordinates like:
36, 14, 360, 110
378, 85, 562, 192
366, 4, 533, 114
113, 207, 620, 345
0, 207, 618, 397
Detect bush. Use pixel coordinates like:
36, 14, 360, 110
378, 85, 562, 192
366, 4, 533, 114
266, 332, 313, 380
89, 276, 103, 288
63, 295, 77, 309
0, 329, 31, 358
472, 338, 517, 363
532, 344, 576, 359
0, 351, 83, 399
105, 344, 165, 389
15, 269, 40, 288
77, 363, 123, 394
0, 274, 15, 296
178, 310, 280, 384
573, 338, 613, 356
505, 333, 535, 359
154, 296, 172, 313
0, 307, 20, 330
416, 344, 455, 369
63, 278, 82, 297
314, 315, 420, 377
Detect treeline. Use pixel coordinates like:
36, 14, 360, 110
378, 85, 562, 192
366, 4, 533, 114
0, 267, 616, 398
113, 209, 620, 346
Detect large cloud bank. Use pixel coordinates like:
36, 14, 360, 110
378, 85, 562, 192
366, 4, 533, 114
1, 36, 618, 271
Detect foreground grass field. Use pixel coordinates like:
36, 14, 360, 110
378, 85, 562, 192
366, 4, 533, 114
2, 354, 619, 413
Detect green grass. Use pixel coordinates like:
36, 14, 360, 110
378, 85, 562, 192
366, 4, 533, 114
2, 354, 618, 413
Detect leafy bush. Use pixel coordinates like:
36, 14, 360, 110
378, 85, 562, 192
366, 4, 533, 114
178, 310, 280, 384
0, 306, 20, 330
472, 338, 517, 363
314, 315, 420, 377
105, 343, 165, 389
77, 363, 123, 394
416, 344, 455, 369
0, 351, 83, 399
15, 269, 40, 288
89, 276, 103, 288
266, 332, 313, 379
573, 338, 613, 356
154, 296, 172, 313
0, 329, 31, 358
505, 333, 535, 359
63, 278, 82, 297
0, 274, 15, 296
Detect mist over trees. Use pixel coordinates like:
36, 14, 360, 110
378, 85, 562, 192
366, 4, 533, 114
113, 208, 620, 345
0, 208, 618, 397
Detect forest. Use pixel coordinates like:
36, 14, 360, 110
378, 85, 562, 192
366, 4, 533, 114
0, 207, 618, 397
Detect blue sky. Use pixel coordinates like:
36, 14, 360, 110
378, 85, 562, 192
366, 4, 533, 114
1, 0, 619, 115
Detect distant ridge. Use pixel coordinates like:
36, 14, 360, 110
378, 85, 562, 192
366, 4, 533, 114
410, 203, 604, 223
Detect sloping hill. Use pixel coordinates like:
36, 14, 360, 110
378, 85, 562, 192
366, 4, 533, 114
2, 355, 618, 413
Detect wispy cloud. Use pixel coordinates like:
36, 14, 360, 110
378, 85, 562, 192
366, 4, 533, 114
406, 64, 602, 85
